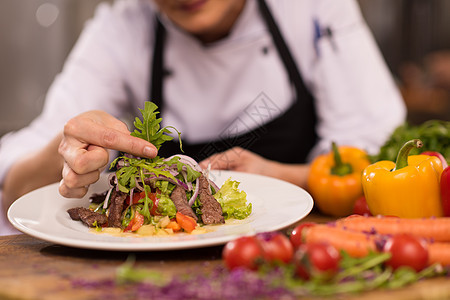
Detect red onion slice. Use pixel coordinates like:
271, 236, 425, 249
188, 177, 200, 206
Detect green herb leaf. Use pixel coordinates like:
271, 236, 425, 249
116, 256, 167, 285
131, 102, 182, 151
372, 120, 450, 164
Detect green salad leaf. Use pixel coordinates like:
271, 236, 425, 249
131, 101, 182, 150
371, 120, 450, 164
214, 178, 252, 220
155, 195, 177, 219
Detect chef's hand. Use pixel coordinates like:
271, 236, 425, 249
58, 110, 158, 198
200, 147, 310, 189
200, 147, 273, 175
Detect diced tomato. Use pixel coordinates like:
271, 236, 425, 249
176, 212, 197, 233
124, 211, 145, 232
125, 192, 145, 205
126, 192, 160, 216
148, 192, 159, 215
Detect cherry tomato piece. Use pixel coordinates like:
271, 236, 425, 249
125, 192, 143, 205
175, 212, 197, 233
294, 242, 341, 280
124, 211, 145, 232
289, 222, 316, 249
125, 192, 159, 216
352, 196, 372, 216
223, 236, 265, 270
384, 233, 429, 272
256, 232, 294, 264
147, 192, 160, 215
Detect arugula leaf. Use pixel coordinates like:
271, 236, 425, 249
139, 185, 153, 220
131, 102, 182, 151
107, 102, 191, 224
111, 156, 179, 193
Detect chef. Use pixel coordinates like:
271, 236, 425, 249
0, 0, 405, 235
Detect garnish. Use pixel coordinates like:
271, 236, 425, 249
68, 101, 252, 234
130, 101, 182, 150
109, 102, 189, 221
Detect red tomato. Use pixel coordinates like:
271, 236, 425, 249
383, 234, 429, 272
128, 192, 160, 215
147, 192, 159, 215
352, 196, 372, 216
223, 236, 265, 270
294, 242, 341, 280
256, 232, 294, 264
289, 222, 316, 249
175, 212, 197, 233
125, 192, 144, 205
124, 211, 145, 232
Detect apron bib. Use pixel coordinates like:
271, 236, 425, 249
149, 0, 317, 164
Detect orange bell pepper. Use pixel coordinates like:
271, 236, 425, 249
307, 142, 371, 217
362, 139, 444, 218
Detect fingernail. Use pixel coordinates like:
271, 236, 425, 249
143, 146, 157, 157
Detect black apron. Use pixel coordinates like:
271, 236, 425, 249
149, 0, 317, 164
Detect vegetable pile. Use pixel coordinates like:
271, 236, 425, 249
93, 218, 448, 299
310, 136, 449, 219
371, 120, 450, 165
67, 102, 252, 234
219, 216, 450, 297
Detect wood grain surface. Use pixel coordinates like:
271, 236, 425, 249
1, 213, 449, 300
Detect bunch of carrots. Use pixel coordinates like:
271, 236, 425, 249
302, 214, 450, 267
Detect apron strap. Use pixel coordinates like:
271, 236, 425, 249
257, 0, 314, 106
148, 1, 317, 163
149, 17, 165, 110
149, 1, 315, 113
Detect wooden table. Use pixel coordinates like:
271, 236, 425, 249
1, 213, 450, 300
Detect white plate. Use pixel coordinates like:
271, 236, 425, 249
8, 170, 313, 251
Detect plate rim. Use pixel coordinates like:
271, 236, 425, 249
8, 170, 314, 251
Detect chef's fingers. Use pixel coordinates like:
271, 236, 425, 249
63, 111, 157, 159
59, 179, 89, 198
61, 161, 100, 190
199, 147, 243, 170
59, 137, 110, 174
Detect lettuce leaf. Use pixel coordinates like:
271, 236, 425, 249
214, 178, 252, 220
156, 195, 177, 219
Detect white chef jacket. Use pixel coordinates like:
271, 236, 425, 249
0, 0, 406, 235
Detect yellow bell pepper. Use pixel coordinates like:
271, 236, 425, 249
307, 142, 371, 217
362, 139, 444, 218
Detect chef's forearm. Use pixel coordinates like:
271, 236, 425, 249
2, 132, 64, 213
268, 161, 310, 190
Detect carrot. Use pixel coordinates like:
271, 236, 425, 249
302, 224, 380, 257
166, 220, 182, 232
303, 219, 450, 267
335, 215, 450, 242
428, 242, 450, 266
